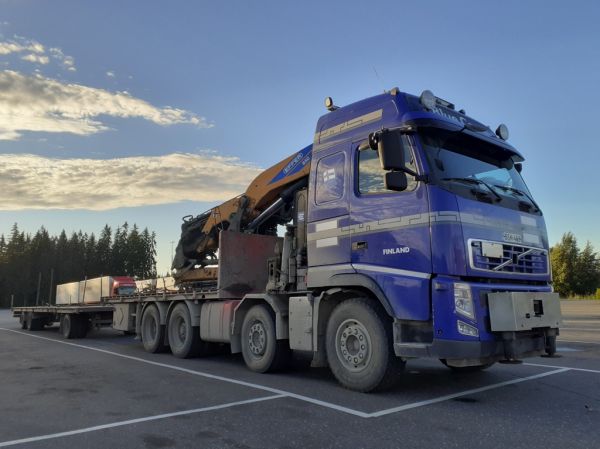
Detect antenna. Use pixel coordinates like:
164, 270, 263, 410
372, 66, 385, 93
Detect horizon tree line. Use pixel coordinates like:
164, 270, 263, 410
0, 223, 157, 307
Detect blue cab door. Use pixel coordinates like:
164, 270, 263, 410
349, 136, 432, 320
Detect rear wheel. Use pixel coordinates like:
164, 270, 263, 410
141, 305, 166, 353
168, 303, 205, 358
241, 304, 290, 373
60, 314, 88, 339
326, 297, 404, 392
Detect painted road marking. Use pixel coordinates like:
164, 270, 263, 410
0, 328, 370, 418
0, 328, 582, 420
524, 362, 600, 374
560, 328, 600, 332
0, 395, 285, 448
368, 368, 570, 417
558, 339, 600, 345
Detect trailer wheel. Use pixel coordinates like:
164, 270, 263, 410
74, 316, 89, 338
326, 297, 404, 392
27, 314, 44, 331
20, 314, 27, 329
141, 305, 167, 353
168, 303, 205, 358
60, 314, 74, 338
241, 304, 290, 373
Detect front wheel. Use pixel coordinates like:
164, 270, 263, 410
241, 304, 290, 373
326, 297, 404, 392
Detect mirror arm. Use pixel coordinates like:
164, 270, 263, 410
396, 167, 428, 183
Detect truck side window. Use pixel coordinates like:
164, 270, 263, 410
315, 152, 345, 204
358, 142, 417, 194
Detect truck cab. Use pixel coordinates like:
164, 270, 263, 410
305, 88, 560, 370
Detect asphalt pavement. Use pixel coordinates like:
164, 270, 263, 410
0, 301, 598, 449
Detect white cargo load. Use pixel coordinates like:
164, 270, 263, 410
135, 276, 177, 293
56, 277, 114, 305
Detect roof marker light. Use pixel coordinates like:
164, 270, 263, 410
420, 90, 436, 110
496, 124, 509, 140
324, 97, 338, 112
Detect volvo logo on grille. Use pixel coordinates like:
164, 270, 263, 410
503, 232, 523, 244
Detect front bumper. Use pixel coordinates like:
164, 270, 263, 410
393, 277, 561, 363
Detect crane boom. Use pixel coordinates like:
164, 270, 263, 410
172, 145, 312, 281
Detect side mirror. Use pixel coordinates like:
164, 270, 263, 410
515, 162, 522, 173
375, 130, 406, 170
384, 171, 408, 192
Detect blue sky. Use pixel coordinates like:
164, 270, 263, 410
0, 0, 598, 273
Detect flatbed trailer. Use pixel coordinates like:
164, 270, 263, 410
12, 304, 114, 338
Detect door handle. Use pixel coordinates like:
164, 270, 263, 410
352, 241, 368, 250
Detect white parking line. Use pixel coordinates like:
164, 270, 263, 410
558, 339, 600, 345
368, 368, 570, 417
0, 327, 581, 421
0, 328, 370, 418
0, 395, 284, 448
524, 362, 600, 374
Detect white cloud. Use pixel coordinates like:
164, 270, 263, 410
1, 37, 77, 71
21, 53, 49, 64
0, 152, 261, 210
106, 71, 115, 78
0, 70, 212, 140
49, 47, 76, 71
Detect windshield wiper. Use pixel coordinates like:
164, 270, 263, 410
442, 177, 502, 202
493, 185, 541, 212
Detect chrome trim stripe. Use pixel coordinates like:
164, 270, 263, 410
352, 264, 431, 279
307, 264, 355, 273
314, 109, 383, 150
315, 219, 338, 232
316, 237, 338, 248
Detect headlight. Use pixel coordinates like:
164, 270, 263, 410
457, 320, 479, 337
454, 283, 475, 320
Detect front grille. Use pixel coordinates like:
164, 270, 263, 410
469, 240, 549, 275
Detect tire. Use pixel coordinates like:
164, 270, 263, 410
60, 314, 74, 339
241, 304, 290, 373
440, 359, 495, 372
74, 316, 89, 338
28, 316, 44, 331
168, 303, 205, 358
141, 305, 167, 353
326, 297, 404, 392
20, 314, 27, 329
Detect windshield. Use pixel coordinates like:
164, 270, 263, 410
117, 286, 137, 296
419, 130, 538, 211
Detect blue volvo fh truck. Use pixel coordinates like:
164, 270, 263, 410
294, 88, 561, 390
16, 87, 562, 393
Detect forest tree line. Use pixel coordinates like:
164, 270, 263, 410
0, 223, 157, 307
550, 232, 600, 298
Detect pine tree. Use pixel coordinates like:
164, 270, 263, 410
575, 242, 600, 296
96, 225, 112, 276
550, 232, 579, 297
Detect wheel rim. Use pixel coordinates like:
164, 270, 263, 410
145, 313, 157, 341
247, 320, 267, 356
335, 319, 372, 373
171, 314, 187, 347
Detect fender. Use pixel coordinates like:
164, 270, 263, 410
230, 294, 289, 353
312, 272, 395, 318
